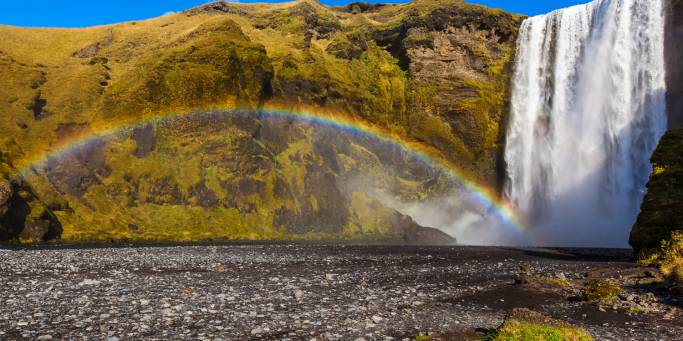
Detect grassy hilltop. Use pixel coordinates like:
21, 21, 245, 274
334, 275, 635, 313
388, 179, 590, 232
0, 0, 522, 243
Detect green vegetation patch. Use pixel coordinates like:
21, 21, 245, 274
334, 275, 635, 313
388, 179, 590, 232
525, 276, 571, 288
581, 280, 623, 303
100, 18, 273, 119
492, 321, 592, 341
414, 332, 430, 341
489, 309, 592, 341
660, 231, 683, 284
627, 306, 645, 315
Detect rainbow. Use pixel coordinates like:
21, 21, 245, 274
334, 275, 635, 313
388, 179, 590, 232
16, 105, 528, 240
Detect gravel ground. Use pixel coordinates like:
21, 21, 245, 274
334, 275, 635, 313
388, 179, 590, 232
0, 244, 681, 340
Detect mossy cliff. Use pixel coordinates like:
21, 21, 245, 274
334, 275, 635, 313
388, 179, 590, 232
0, 0, 521, 243
630, 130, 683, 252
630, 129, 683, 283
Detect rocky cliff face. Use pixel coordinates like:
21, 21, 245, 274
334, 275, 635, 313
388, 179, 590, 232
666, 0, 683, 128
29, 111, 456, 243
630, 129, 683, 252
0, 153, 62, 243
0, 0, 521, 243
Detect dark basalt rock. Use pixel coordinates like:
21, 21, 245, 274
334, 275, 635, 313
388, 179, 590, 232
27, 91, 48, 120
221, 178, 266, 200
133, 124, 157, 158
184, 1, 248, 16
19, 208, 53, 242
0, 152, 62, 242
188, 180, 220, 208
73, 42, 101, 58
134, 176, 184, 206
55, 122, 89, 140
45, 140, 111, 197
341, 2, 386, 14
324, 32, 368, 60
312, 128, 351, 174
72, 30, 113, 58
256, 116, 307, 155
0, 176, 62, 243
273, 161, 348, 234
666, 0, 683, 128
281, 2, 341, 39
391, 212, 455, 245
273, 176, 295, 201
30, 71, 47, 89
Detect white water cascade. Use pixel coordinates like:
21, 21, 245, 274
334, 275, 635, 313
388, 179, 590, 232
504, 0, 668, 247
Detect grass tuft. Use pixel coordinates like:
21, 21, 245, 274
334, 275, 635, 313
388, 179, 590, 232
489, 309, 592, 341
492, 321, 592, 341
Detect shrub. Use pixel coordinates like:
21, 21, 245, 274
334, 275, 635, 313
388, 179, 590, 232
582, 280, 623, 303
660, 231, 683, 284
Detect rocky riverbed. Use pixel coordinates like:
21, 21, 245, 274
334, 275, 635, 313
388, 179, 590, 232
0, 244, 681, 340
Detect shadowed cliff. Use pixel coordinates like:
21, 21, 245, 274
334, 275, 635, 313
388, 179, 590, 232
666, 0, 683, 128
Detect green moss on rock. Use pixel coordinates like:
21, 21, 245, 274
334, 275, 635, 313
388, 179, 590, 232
630, 129, 683, 253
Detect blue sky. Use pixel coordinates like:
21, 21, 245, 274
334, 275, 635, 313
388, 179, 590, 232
0, 1, 592, 28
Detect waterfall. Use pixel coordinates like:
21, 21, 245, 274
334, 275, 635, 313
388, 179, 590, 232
504, 0, 668, 247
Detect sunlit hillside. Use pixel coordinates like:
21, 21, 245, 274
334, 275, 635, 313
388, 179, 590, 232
0, 0, 522, 242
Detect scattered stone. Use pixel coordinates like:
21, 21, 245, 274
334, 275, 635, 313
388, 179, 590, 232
0, 245, 677, 340
78, 279, 101, 286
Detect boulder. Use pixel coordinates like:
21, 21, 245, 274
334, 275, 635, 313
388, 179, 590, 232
391, 211, 455, 245
349, 192, 456, 245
